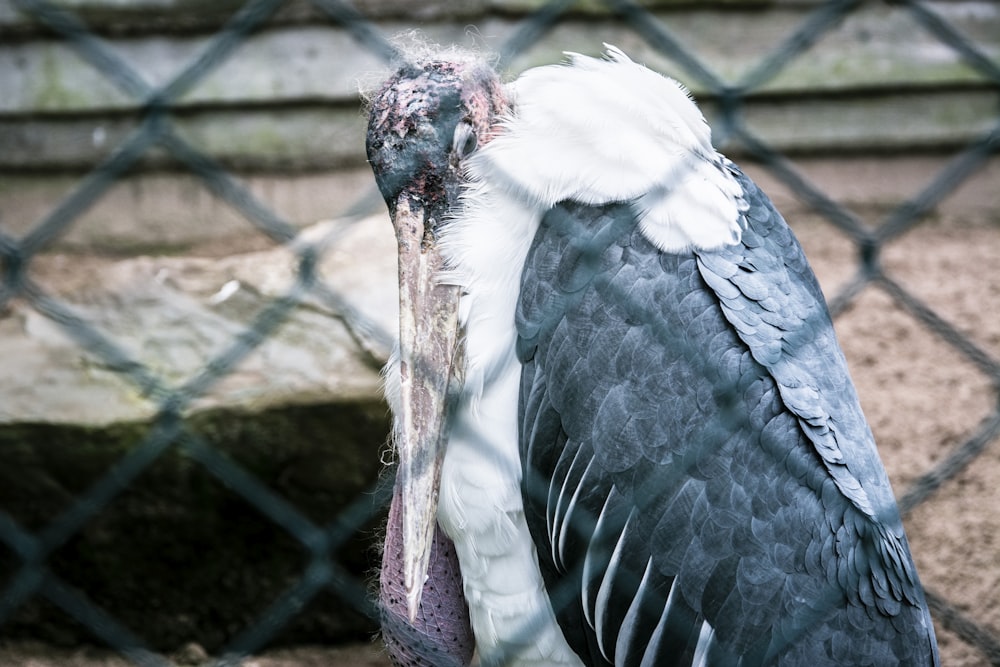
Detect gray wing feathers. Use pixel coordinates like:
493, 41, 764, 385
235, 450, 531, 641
516, 179, 938, 666
695, 166, 925, 612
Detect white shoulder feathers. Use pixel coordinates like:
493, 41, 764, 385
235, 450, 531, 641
467, 45, 746, 253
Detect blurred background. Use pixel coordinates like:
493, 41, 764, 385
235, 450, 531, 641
0, 0, 998, 665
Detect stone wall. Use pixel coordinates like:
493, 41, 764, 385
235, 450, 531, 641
3, 1, 999, 250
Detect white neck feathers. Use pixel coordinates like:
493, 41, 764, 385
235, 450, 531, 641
466, 44, 746, 254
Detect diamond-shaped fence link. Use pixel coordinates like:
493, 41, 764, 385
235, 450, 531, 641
1, 0, 998, 665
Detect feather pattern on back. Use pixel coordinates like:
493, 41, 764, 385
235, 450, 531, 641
515, 172, 939, 665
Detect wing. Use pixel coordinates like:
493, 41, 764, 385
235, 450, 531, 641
515, 165, 939, 667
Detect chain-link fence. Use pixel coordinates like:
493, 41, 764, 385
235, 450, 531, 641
1, 0, 999, 665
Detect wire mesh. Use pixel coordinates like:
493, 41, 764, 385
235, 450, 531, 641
1, 0, 998, 665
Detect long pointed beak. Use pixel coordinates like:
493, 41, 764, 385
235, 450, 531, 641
392, 193, 465, 622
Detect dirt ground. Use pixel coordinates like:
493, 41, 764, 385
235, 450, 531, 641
7, 194, 1000, 664
0, 641, 392, 667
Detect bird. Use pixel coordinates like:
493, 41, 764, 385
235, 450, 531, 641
365, 44, 940, 667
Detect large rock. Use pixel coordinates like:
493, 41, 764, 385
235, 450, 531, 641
0, 214, 404, 651
2, 214, 398, 426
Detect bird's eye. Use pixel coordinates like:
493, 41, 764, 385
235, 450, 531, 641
452, 121, 478, 158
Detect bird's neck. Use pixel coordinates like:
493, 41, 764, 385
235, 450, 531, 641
435, 179, 584, 667
438, 178, 543, 405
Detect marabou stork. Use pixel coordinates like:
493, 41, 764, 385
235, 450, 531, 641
366, 45, 940, 667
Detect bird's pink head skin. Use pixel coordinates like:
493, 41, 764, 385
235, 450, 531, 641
367, 57, 507, 228
366, 53, 508, 660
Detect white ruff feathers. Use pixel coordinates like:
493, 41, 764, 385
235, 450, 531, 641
471, 44, 746, 253
407, 45, 746, 667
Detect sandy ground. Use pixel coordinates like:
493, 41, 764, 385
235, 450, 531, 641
7, 195, 1000, 664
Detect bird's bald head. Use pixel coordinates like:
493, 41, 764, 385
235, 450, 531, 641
365, 55, 507, 230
